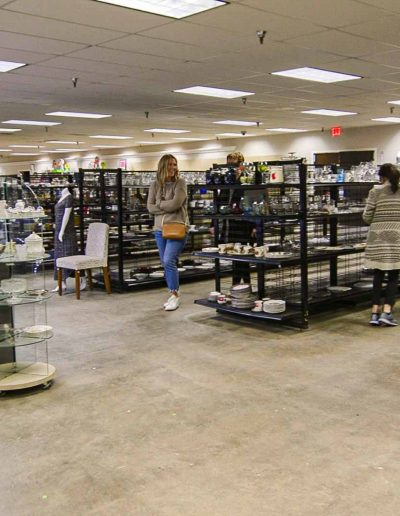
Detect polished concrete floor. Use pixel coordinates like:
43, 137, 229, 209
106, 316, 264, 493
1, 277, 399, 516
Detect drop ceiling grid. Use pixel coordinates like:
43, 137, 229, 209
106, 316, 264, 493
0, 0, 400, 149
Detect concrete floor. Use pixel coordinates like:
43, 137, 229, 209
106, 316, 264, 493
1, 277, 399, 516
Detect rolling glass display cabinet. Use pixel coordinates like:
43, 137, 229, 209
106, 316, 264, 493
0, 193, 55, 393
193, 160, 377, 329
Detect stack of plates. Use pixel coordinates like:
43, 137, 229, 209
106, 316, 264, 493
263, 299, 286, 313
230, 284, 255, 309
327, 286, 352, 293
201, 247, 219, 253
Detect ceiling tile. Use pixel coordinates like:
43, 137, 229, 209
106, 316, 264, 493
0, 8, 127, 44
342, 14, 400, 46
239, 0, 385, 28
286, 29, 398, 59
3, 0, 169, 32
0, 31, 86, 54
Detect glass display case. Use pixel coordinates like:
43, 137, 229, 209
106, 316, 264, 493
0, 180, 55, 393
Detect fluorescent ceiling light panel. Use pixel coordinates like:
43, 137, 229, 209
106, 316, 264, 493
267, 128, 307, 133
92, 145, 125, 149
213, 120, 262, 127
387, 101, 400, 105
93, 0, 226, 19
46, 140, 84, 144
174, 137, 209, 141
2, 120, 61, 126
372, 117, 400, 123
216, 132, 252, 137
174, 86, 255, 99
0, 128, 22, 133
46, 111, 111, 119
144, 128, 190, 134
136, 141, 169, 145
0, 149, 11, 152
271, 67, 362, 83
0, 60, 26, 72
9, 144, 44, 148
302, 109, 357, 116
10, 153, 40, 156
89, 135, 133, 139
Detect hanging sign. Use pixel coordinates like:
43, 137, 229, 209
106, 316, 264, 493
331, 126, 342, 137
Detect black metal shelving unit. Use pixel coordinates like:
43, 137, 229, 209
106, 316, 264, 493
77, 168, 229, 291
192, 160, 378, 329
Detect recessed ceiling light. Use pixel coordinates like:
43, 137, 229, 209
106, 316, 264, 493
0, 60, 26, 72
213, 120, 262, 126
9, 144, 44, 148
2, 120, 61, 126
174, 86, 255, 99
89, 135, 133, 139
46, 140, 85, 144
93, 0, 227, 19
0, 128, 22, 133
46, 111, 111, 119
271, 67, 362, 83
267, 128, 308, 133
302, 109, 357, 116
144, 128, 190, 134
216, 132, 252, 137
372, 117, 400, 123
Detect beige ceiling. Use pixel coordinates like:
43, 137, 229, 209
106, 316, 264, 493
1, 0, 400, 159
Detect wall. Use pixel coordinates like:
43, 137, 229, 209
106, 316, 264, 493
1, 124, 400, 175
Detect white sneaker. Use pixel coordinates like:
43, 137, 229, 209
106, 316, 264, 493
163, 294, 176, 308
164, 295, 180, 311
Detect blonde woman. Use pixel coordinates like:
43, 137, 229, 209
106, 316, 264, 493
147, 154, 188, 311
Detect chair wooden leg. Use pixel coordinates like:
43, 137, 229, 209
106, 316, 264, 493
103, 266, 112, 294
75, 270, 81, 300
87, 269, 93, 290
57, 268, 63, 296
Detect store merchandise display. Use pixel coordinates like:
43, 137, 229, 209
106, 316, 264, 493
0, 183, 55, 393
194, 159, 377, 329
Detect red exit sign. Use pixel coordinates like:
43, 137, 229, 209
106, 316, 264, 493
331, 126, 342, 137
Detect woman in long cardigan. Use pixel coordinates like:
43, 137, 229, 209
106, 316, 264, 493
363, 163, 400, 326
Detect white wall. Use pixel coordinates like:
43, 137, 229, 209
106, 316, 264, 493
2, 124, 400, 175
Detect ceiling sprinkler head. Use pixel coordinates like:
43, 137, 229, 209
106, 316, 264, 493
72, 77, 78, 88
256, 30, 267, 44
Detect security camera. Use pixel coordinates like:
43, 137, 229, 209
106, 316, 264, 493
241, 130, 247, 136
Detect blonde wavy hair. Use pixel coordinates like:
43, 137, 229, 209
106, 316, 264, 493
157, 154, 179, 185
227, 151, 244, 164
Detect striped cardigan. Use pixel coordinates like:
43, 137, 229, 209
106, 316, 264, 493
363, 184, 400, 270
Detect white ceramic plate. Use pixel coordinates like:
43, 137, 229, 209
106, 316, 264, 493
23, 325, 53, 338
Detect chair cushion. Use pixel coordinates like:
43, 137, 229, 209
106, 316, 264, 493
56, 255, 106, 270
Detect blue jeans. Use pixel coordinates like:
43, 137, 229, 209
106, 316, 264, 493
154, 231, 187, 292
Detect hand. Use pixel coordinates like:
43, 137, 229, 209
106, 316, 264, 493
58, 233, 64, 242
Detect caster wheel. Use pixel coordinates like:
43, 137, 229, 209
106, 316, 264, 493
42, 380, 54, 390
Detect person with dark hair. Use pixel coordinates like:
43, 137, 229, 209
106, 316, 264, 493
147, 154, 188, 311
363, 163, 400, 326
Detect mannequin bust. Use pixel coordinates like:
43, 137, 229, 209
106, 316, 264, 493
52, 185, 79, 292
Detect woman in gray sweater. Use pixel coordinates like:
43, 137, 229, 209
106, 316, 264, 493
147, 154, 188, 311
363, 163, 400, 326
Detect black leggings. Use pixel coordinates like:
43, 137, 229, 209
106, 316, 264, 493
371, 269, 400, 307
